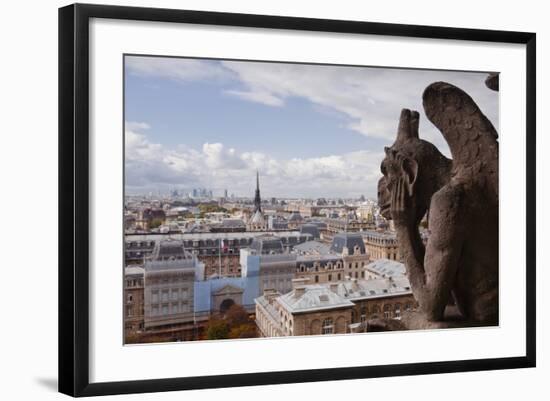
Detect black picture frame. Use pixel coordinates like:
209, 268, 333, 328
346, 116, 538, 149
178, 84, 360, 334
58, 3, 536, 397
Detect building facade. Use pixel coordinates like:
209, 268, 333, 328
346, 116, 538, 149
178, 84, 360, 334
255, 273, 417, 337
125, 231, 312, 278
362, 230, 401, 261
124, 266, 145, 341
141, 239, 205, 341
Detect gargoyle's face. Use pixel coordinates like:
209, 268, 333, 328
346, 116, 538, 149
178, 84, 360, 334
377, 176, 391, 219
379, 148, 419, 221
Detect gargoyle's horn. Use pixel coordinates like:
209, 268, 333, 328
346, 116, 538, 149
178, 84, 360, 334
410, 111, 420, 138
396, 108, 419, 143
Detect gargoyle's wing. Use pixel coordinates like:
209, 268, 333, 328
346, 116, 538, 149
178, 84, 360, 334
422, 82, 498, 201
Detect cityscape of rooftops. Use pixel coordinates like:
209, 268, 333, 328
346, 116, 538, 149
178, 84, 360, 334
123, 55, 499, 344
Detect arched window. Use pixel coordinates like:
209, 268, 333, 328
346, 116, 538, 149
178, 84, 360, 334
360, 307, 367, 323
322, 318, 333, 334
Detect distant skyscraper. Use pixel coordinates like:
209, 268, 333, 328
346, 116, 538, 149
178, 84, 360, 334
224, 189, 228, 199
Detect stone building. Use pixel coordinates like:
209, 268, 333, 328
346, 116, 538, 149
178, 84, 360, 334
337, 275, 416, 329
255, 272, 416, 337
364, 258, 406, 280
240, 235, 296, 295
323, 217, 373, 241
331, 232, 371, 279
142, 239, 205, 340
209, 219, 246, 233
295, 254, 345, 284
125, 231, 312, 278
124, 266, 144, 339
362, 230, 401, 261
255, 282, 354, 337
292, 233, 371, 283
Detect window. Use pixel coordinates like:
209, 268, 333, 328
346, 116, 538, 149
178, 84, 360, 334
171, 289, 178, 301
162, 304, 169, 315
315, 275, 319, 283
126, 293, 133, 302
337, 273, 341, 280
152, 305, 159, 316
360, 307, 367, 323
162, 290, 169, 302
152, 291, 159, 303
394, 303, 402, 318
383, 304, 392, 319
328, 274, 332, 281
172, 303, 179, 313
322, 318, 333, 334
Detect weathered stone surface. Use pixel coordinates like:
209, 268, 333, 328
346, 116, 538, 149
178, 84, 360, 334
373, 81, 499, 331
485, 73, 499, 92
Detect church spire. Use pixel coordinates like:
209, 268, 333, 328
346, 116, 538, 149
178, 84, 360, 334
254, 170, 262, 212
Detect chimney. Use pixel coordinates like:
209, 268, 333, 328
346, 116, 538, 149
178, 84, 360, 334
263, 288, 278, 304
292, 277, 309, 289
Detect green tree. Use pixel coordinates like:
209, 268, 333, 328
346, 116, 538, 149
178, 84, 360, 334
149, 218, 164, 229
206, 320, 229, 340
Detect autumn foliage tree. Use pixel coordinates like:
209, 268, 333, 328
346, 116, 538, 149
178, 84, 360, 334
205, 304, 257, 340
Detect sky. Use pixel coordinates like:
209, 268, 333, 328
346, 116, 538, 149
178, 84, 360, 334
124, 55, 499, 199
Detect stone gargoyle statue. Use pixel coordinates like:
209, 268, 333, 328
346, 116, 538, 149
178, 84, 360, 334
372, 81, 499, 330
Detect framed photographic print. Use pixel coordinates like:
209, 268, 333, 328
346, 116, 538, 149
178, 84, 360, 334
58, 3, 536, 397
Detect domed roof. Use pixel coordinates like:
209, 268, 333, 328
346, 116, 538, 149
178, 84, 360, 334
289, 211, 303, 221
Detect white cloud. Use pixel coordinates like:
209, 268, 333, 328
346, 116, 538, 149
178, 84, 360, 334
223, 89, 284, 107
125, 56, 230, 83
125, 121, 150, 131
125, 56, 498, 157
125, 122, 384, 198
219, 61, 499, 154
124, 57, 500, 195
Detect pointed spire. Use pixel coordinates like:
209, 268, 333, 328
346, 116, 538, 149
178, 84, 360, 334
254, 170, 262, 213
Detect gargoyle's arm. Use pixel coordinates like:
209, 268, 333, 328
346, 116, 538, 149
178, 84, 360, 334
396, 185, 465, 321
